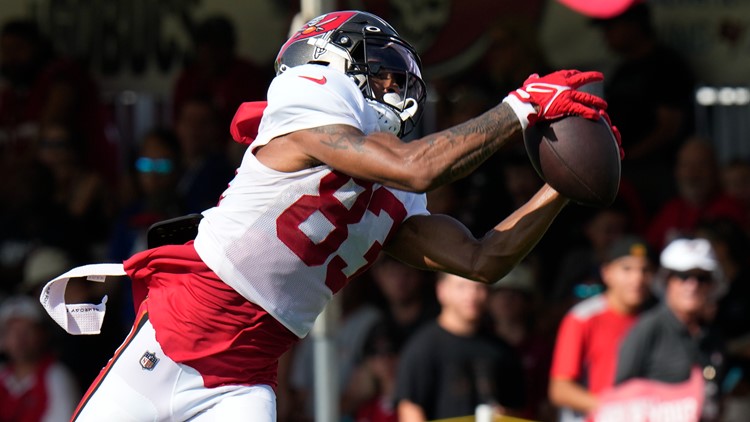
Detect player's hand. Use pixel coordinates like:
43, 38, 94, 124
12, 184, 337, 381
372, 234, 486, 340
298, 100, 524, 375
502, 70, 608, 130
599, 109, 624, 160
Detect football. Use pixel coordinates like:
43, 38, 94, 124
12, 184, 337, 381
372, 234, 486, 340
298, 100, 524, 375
523, 116, 621, 207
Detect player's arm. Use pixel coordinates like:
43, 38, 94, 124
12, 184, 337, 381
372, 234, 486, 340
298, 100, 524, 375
258, 70, 606, 193
262, 103, 522, 193
383, 184, 567, 283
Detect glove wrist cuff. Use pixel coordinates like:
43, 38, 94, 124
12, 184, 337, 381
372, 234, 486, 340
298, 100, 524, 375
502, 94, 535, 131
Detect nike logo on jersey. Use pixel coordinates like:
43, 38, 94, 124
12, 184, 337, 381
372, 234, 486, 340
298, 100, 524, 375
299, 75, 327, 85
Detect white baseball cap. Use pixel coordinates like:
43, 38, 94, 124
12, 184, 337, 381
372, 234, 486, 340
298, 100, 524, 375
660, 238, 718, 272
654, 238, 727, 299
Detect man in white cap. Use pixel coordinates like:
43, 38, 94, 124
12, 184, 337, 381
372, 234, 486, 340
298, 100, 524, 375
615, 237, 727, 421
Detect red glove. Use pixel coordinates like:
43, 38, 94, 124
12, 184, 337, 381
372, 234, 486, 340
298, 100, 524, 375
503, 70, 608, 130
599, 109, 625, 160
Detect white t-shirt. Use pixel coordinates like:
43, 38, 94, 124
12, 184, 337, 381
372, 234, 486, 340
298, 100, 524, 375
194, 64, 428, 337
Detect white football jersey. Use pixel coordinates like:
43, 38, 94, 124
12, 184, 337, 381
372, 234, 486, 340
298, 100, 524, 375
194, 64, 428, 338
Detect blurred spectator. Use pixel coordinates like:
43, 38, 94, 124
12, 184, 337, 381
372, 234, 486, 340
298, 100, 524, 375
489, 264, 539, 351
0, 19, 113, 285
646, 138, 746, 251
339, 256, 437, 420
172, 15, 272, 130
0, 295, 79, 421
395, 273, 524, 421
173, 97, 235, 213
549, 235, 654, 422
288, 278, 382, 422
696, 219, 750, 342
0, 19, 115, 184
721, 158, 750, 227
488, 263, 553, 421
17, 246, 72, 298
696, 219, 750, 421
347, 320, 401, 422
108, 128, 184, 262
615, 238, 728, 421
33, 121, 113, 261
594, 1, 695, 214
0, 157, 55, 295
366, 256, 437, 354
551, 204, 631, 303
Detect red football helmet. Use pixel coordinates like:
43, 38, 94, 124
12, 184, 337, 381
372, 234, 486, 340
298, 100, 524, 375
276, 11, 426, 137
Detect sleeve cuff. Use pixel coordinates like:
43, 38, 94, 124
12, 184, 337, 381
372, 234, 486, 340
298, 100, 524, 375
502, 94, 536, 131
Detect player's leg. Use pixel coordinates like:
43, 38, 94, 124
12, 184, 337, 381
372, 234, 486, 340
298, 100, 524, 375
182, 384, 277, 422
72, 308, 181, 421
73, 307, 278, 421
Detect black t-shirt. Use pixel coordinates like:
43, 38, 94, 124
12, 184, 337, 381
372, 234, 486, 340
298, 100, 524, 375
616, 304, 723, 384
615, 304, 726, 420
394, 321, 525, 420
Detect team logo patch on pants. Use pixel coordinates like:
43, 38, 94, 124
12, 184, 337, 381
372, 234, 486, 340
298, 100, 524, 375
140, 351, 160, 370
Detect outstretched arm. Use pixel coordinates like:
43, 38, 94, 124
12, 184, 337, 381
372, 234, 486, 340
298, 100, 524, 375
384, 184, 568, 283
256, 70, 606, 193
257, 102, 522, 192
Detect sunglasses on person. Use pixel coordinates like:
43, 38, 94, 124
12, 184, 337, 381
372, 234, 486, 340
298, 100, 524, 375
135, 157, 174, 174
671, 271, 713, 284
573, 283, 605, 299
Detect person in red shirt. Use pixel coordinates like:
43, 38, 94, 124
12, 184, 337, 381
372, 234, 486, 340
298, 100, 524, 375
0, 296, 79, 422
549, 235, 654, 422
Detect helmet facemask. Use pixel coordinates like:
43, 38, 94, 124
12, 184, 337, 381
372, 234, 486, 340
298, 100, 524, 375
349, 34, 426, 137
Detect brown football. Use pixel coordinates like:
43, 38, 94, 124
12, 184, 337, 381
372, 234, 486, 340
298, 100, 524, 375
523, 116, 621, 207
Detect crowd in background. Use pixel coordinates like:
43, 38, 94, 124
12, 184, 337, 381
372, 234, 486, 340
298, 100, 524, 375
0, 3, 749, 422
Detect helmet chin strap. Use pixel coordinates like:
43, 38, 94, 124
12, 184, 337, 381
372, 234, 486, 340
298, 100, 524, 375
366, 98, 402, 135
365, 93, 420, 136
383, 93, 419, 121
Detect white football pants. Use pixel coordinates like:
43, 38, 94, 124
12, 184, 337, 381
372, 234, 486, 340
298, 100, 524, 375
73, 312, 276, 421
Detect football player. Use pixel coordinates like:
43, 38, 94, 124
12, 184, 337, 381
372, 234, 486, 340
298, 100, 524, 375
42, 10, 613, 421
